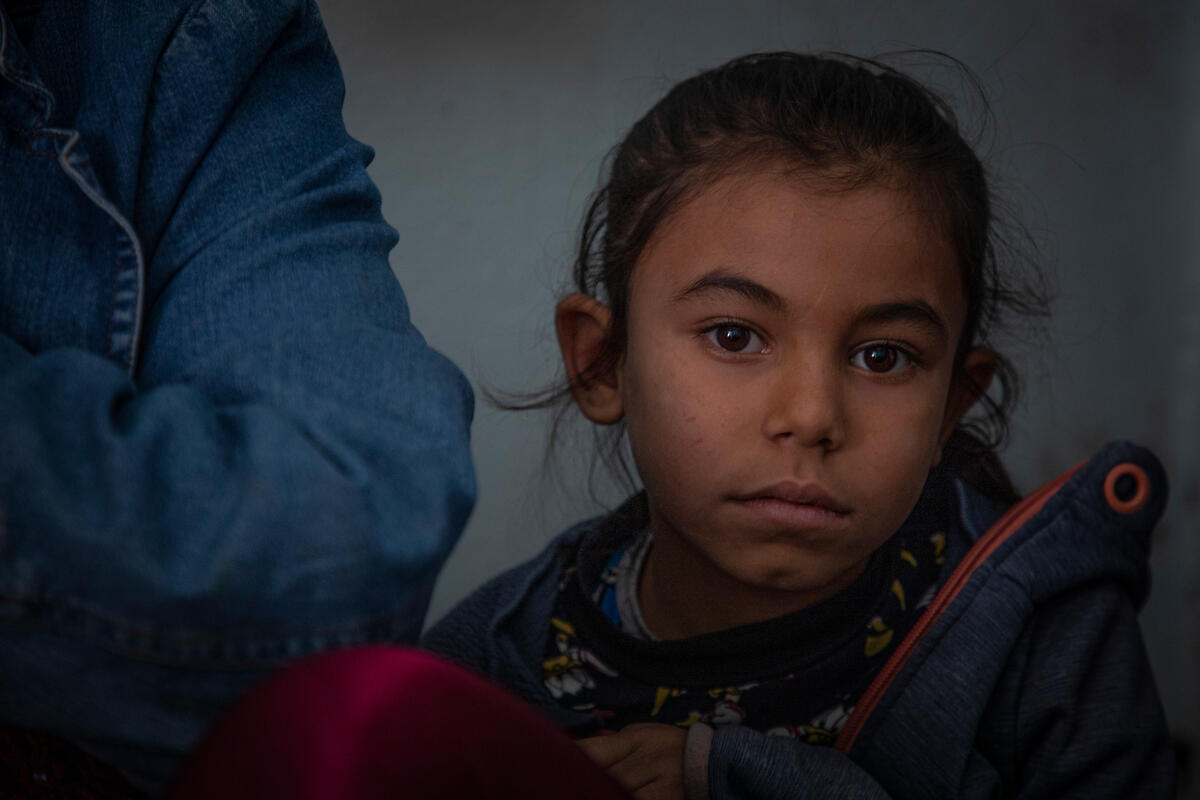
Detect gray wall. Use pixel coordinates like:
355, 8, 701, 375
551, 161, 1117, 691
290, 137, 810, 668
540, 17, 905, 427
320, 0, 1199, 786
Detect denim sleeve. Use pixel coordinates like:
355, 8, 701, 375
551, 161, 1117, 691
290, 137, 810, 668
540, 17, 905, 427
0, 0, 473, 793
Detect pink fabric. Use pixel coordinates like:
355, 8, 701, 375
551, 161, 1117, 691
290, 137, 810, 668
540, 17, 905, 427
167, 647, 630, 799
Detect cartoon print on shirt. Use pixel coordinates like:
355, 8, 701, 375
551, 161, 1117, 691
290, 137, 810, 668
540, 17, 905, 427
538, 509, 950, 740
707, 684, 755, 725
930, 531, 946, 565
542, 617, 617, 700
766, 703, 853, 746
669, 683, 759, 728
651, 686, 685, 716
865, 616, 893, 657
805, 703, 853, 745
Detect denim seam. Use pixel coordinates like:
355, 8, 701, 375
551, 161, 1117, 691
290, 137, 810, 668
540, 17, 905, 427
105, 220, 119, 359
2, 9, 145, 374
5, 124, 69, 157
0, 8, 54, 130
57, 130, 146, 375
6, 591, 432, 669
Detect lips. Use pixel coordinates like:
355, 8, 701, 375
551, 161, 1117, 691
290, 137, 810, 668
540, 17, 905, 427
740, 482, 851, 514
733, 482, 851, 530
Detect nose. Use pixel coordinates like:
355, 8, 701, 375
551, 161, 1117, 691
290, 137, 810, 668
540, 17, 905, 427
760, 358, 845, 450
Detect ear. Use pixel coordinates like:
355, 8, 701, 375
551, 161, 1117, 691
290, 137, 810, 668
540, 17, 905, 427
934, 347, 996, 463
555, 293, 624, 425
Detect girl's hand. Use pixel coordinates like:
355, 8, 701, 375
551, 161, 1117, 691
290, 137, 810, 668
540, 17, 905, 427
576, 723, 687, 800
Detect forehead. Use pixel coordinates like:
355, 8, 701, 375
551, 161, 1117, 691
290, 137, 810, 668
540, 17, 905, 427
631, 167, 966, 328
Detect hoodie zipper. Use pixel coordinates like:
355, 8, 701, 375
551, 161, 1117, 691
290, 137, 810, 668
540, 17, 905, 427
833, 464, 1081, 753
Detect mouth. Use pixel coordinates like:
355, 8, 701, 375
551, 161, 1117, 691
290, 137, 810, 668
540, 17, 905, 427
732, 482, 851, 530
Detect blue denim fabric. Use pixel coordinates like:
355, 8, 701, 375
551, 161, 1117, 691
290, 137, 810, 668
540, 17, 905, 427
0, 0, 475, 793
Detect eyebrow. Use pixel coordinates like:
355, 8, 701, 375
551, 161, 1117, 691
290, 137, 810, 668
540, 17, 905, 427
675, 268, 950, 341
674, 270, 787, 312
851, 301, 949, 342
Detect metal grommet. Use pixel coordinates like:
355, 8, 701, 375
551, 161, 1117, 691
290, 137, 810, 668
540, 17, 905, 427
1103, 462, 1150, 514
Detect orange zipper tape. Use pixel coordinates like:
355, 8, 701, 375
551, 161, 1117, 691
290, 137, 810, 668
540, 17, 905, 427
833, 464, 1082, 753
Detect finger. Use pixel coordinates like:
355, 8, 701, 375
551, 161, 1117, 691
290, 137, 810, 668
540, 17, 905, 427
576, 731, 636, 769
600, 731, 685, 798
606, 754, 684, 799
606, 760, 658, 796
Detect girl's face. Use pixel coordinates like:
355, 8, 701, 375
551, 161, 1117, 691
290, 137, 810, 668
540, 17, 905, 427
594, 167, 989, 635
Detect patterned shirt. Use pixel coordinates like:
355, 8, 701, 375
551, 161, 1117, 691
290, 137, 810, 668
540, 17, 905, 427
538, 474, 953, 745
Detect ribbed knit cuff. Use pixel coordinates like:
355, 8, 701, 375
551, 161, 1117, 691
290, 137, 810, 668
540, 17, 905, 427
683, 722, 713, 800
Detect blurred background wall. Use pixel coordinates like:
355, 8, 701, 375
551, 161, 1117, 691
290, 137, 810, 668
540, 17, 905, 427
319, 1, 1198, 792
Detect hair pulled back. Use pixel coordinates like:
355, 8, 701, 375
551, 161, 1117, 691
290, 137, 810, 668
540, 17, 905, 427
530, 51, 1047, 502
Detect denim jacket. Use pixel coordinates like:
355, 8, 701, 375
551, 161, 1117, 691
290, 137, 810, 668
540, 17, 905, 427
0, 0, 474, 793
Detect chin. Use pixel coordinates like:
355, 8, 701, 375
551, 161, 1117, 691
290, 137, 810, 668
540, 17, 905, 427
739, 567, 830, 594
742, 558, 863, 598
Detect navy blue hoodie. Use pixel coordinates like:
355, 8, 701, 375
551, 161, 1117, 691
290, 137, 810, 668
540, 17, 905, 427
423, 441, 1173, 798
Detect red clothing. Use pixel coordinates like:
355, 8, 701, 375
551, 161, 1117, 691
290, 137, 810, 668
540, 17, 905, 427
168, 648, 631, 799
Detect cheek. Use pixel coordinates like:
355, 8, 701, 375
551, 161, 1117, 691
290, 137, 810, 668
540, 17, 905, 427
866, 406, 945, 464
621, 357, 733, 475
853, 385, 949, 501
857, 377, 951, 451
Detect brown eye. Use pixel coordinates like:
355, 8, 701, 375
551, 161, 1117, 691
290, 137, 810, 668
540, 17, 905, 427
852, 344, 910, 373
864, 345, 896, 371
717, 326, 749, 351
706, 324, 763, 353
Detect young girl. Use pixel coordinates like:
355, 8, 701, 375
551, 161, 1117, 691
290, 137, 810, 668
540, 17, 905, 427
423, 52, 1173, 799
